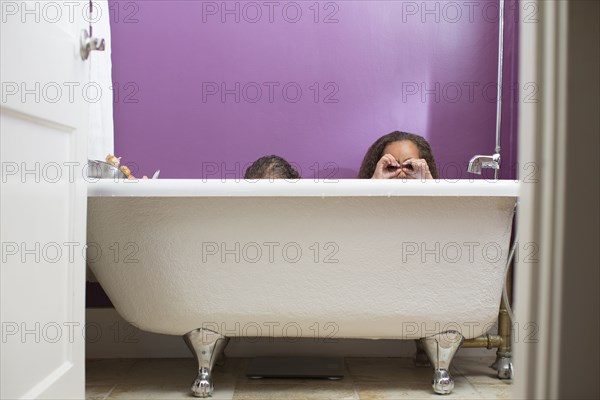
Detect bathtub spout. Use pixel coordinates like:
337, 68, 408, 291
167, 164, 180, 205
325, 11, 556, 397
183, 328, 230, 398
467, 153, 501, 175
420, 331, 464, 395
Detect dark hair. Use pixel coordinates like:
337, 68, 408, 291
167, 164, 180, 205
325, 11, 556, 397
244, 155, 301, 180
357, 131, 438, 179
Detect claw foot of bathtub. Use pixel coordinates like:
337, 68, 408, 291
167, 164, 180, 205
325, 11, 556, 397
414, 340, 431, 367
183, 328, 230, 398
432, 368, 454, 394
491, 356, 513, 379
420, 331, 464, 395
191, 368, 212, 398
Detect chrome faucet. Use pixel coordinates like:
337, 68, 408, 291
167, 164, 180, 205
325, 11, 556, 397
467, 153, 501, 175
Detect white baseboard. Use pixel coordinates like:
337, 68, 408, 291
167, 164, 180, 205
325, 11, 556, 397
86, 308, 495, 359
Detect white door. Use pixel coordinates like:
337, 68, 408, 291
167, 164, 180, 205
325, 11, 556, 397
1, 1, 92, 398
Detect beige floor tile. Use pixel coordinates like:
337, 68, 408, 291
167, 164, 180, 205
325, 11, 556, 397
108, 375, 235, 400
86, 359, 137, 385
233, 380, 358, 400
349, 367, 433, 384
85, 384, 115, 400
86, 357, 514, 400
107, 384, 192, 399
473, 383, 515, 399
211, 374, 238, 400
355, 380, 482, 400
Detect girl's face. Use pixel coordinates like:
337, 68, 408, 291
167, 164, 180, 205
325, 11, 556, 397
382, 140, 421, 179
383, 140, 420, 165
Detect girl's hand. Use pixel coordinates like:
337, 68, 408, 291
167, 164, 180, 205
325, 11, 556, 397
371, 154, 404, 179
402, 158, 433, 180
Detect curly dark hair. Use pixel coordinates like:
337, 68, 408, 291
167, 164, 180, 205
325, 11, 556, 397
244, 155, 301, 180
357, 131, 438, 179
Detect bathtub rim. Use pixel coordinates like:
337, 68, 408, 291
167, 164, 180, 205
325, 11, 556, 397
87, 179, 519, 197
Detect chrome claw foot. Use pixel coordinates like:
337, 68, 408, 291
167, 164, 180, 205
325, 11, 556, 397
191, 367, 212, 398
414, 340, 431, 367
432, 368, 454, 395
420, 331, 464, 395
184, 328, 230, 398
492, 357, 513, 379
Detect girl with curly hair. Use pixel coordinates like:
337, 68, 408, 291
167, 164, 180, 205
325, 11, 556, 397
358, 131, 438, 180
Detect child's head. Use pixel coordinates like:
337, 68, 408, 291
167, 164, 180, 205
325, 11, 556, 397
358, 131, 438, 179
244, 155, 301, 180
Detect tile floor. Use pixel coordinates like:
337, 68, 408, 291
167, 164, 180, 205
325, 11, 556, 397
86, 355, 513, 399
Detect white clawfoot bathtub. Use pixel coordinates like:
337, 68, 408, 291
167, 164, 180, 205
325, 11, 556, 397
87, 179, 518, 396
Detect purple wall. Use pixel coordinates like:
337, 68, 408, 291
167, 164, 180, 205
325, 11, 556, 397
109, 0, 519, 179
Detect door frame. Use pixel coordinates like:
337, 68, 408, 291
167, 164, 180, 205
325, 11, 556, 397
515, 1, 599, 399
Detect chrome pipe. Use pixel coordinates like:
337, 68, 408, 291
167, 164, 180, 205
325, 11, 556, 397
494, 0, 505, 180
467, 0, 505, 178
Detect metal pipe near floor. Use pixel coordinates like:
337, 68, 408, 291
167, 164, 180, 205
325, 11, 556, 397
462, 334, 503, 349
492, 262, 514, 379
